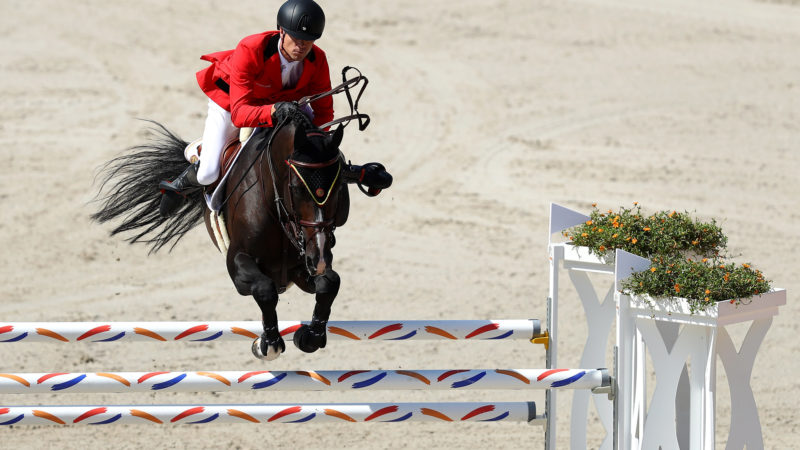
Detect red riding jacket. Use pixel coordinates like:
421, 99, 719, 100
196, 30, 334, 129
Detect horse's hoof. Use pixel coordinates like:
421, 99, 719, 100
252, 336, 285, 361
293, 324, 327, 353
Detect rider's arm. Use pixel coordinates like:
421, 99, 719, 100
228, 40, 275, 128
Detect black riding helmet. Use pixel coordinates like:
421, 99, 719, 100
277, 0, 325, 41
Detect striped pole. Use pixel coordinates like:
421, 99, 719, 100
0, 368, 609, 394
0, 320, 540, 343
0, 402, 542, 426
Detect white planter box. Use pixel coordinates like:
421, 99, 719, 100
627, 289, 786, 327
617, 269, 786, 450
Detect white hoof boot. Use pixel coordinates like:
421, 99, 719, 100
252, 337, 283, 361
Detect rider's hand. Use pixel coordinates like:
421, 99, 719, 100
271, 102, 294, 123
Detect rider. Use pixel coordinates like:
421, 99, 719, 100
159, 0, 392, 216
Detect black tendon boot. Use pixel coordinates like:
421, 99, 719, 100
341, 162, 392, 196
158, 161, 202, 217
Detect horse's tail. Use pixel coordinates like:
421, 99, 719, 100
91, 121, 205, 253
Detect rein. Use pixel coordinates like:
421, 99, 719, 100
298, 66, 371, 132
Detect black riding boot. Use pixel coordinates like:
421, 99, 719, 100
341, 162, 392, 196
158, 162, 202, 217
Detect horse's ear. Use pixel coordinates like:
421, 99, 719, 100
294, 124, 309, 149
329, 125, 344, 149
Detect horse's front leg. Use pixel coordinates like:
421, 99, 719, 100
293, 269, 340, 353
229, 252, 285, 360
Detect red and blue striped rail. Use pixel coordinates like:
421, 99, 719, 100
0, 368, 608, 394
0, 319, 540, 343
0, 402, 543, 426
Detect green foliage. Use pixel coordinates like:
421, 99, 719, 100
565, 204, 727, 259
620, 256, 772, 313
565, 203, 771, 313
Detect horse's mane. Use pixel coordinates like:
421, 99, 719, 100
272, 103, 318, 136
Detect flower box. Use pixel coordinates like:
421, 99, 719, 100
616, 248, 786, 449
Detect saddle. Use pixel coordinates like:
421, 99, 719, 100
183, 134, 247, 194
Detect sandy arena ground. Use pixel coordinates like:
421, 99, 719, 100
1, 0, 799, 448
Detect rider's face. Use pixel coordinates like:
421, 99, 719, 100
280, 30, 314, 62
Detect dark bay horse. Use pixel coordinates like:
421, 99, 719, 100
92, 105, 350, 361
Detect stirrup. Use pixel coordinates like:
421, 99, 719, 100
159, 162, 201, 196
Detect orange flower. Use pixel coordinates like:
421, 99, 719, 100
612, 233, 618, 238
723, 272, 730, 282
592, 203, 597, 207
674, 284, 681, 293
705, 289, 711, 294
702, 258, 708, 263
598, 228, 604, 233
705, 297, 710, 302
650, 267, 657, 272
691, 240, 699, 245
581, 233, 588, 237
743, 263, 751, 268
631, 238, 638, 244
643, 227, 651, 231
599, 245, 606, 252
669, 211, 676, 218
613, 222, 620, 228
633, 201, 638, 205
586, 220, 593, 225
666, 270, 671, 274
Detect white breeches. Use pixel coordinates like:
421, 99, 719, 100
197, 99, 239, 185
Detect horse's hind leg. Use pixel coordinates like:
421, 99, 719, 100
230, 252, 285, 360
294, 269, 340, 353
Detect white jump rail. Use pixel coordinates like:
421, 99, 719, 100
0, 402, 544, 426
0, 368, 610, 394
0, 320, 540, 343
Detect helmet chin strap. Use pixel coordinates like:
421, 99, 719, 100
280, 27, 295, 62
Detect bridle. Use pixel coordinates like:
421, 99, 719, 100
261, 120, 343, 276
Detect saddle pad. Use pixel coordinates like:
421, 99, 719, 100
205, 128, 261, 212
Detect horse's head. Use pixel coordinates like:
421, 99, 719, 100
284, 124, 347, 276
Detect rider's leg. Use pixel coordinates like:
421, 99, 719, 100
159, 99, 238, 216
196, 99, 239, 185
